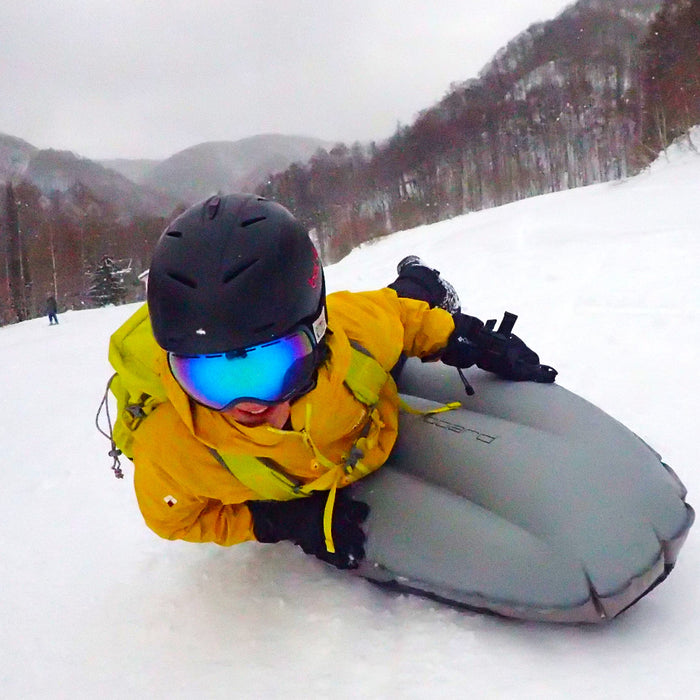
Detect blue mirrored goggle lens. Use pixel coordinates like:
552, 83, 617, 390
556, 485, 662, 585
168, 330, 316, 410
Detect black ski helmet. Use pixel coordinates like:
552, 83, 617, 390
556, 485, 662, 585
147, 194, 325, 355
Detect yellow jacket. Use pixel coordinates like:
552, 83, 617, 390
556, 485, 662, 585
130, 288, 455, 545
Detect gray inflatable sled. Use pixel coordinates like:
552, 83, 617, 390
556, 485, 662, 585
350, 359, 694, 623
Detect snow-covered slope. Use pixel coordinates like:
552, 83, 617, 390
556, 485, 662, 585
2, 134, 698, 698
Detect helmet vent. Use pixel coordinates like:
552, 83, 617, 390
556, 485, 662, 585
222, 259, 258, 284
167, 272, 197, 289
165, 230, 183, 238
240, 216, 266, 228
206, 196, 221, 219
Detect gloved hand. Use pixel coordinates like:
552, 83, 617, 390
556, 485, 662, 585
247, 490, 369, 570
474, 328, 557, 382
439, 313, 484, 369
441, 312, 557, 383
388, 256, 461, 313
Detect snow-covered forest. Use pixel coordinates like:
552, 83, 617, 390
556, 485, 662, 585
262, 0, 699, 261
1, 0, 698, 320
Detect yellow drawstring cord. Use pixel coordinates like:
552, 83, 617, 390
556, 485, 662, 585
269, 404, 343, 553
300, 404, 341, 553
397, 397, 461, 415
322, 476, 341, 554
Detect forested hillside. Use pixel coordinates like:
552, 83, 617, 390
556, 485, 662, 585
0, 134, 328, 323
260, 0, 697, 263
0, 178, 170, 324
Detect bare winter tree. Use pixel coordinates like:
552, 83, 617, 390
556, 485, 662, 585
3, 183, 31, 322
640, 0, 700, 156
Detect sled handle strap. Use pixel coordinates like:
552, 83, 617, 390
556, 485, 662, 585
497, 311, 518, 335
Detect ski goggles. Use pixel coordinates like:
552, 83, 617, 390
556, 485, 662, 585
168, 326, 320, 410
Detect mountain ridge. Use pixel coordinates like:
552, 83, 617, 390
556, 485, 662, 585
0, 132, 331, 218
139, 133, 331, 204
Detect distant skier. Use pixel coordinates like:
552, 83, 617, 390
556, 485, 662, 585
107, 194, 556, 569
46, 296, 59, 325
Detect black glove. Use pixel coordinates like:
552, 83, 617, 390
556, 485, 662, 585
388, 256, 461, 314
442, 312, 557, 383
439, 313, 484, 369
474, 328, 557, 382
247, 490, 369, 570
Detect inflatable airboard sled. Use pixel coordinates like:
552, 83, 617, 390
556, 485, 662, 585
351, 359, 694, 623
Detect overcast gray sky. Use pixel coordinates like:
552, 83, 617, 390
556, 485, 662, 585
1, 1, 575, 161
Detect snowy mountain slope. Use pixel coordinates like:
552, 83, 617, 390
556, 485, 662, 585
1, 134, 698, 698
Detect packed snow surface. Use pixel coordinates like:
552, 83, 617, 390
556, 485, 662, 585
2, 134, 699, 698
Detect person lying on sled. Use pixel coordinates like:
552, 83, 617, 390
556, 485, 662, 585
121, 193, 556, 569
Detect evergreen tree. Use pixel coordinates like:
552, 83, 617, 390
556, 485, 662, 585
88, 256, 127, 307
